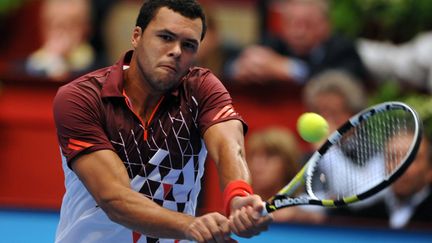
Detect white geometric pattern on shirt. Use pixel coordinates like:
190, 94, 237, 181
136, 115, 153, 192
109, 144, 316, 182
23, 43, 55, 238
110, 106, 204, 212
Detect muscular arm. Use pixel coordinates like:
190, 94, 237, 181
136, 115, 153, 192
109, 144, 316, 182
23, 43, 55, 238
203, 119, 250, 188
72, 150, 230, 241
204, 119, 272, 237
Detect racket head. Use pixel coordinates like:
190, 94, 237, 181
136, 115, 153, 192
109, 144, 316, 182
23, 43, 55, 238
305, 101, 423, 207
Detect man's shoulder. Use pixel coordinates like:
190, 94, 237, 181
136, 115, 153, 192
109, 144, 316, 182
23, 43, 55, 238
182, 67, 216, 86
186, 66, 212, 78
59, 66, 111, 93
55, 66, 114, 106
179, 67, 227, 97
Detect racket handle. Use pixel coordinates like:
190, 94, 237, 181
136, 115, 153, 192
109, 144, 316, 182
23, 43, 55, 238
261, 202, 269, 216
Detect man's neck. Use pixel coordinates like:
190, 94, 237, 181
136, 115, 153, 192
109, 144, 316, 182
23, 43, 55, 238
123, 66, 163, 121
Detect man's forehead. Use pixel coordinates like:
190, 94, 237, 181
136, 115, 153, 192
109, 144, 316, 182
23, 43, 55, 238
149, 7, 202, 39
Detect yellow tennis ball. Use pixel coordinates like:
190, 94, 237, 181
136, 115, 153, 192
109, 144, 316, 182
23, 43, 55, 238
297, 112, 329, 143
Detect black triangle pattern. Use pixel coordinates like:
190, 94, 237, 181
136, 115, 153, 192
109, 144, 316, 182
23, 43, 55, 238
187, 190, 192, 201
159, 166, 171, 180
178, 137, 190, 154
176, 172, 184, 184
194, 155, 199, 170
146, 237, 158, 243
184, 141, 192, 155
145, 163, 157, 177
193, 170, 198, 183
130, 164, 142, 178
147, 179, 161, 197
139, 180, 152, 197
159, 153, 172, 170
153, 198, 163, 207
177, 202, 186, 213
182, 155, 191, 168
139, 165, 147, 177
165, 186, 175, 201
172, 118, 184, 136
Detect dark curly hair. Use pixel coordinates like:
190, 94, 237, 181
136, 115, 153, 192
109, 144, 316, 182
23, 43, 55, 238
136, 0, 207, 40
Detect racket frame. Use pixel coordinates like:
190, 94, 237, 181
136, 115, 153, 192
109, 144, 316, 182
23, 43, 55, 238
264, 101, 423, 214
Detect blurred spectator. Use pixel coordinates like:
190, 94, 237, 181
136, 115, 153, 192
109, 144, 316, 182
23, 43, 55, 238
331, 132, 432, 229
25, 0, 103, 81
246, 127, 301, 200
246, 127, 325, 223
225, 0, 369, 86
358, 31, 432, 93
294, 70, 368, 224
302, 70, 367, 150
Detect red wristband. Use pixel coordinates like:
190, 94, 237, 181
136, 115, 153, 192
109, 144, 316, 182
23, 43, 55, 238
222, 180, 253, 216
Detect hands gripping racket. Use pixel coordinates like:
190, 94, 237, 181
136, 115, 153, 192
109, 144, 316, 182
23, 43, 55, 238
262, 101, 422, 214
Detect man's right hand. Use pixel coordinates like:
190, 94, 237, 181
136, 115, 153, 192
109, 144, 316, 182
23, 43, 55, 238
228, 194, 273, 238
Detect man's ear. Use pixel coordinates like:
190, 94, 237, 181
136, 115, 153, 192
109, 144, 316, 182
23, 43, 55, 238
131, 27, 142, 48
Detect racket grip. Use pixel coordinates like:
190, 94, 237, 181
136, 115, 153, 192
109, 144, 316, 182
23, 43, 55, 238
261, 202, 269, 216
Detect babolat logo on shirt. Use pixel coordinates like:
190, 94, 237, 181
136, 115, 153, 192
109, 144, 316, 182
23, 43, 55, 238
274, 197, 308, 207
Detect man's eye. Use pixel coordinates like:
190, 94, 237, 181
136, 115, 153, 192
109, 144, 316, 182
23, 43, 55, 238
183, 42, 197, 52
160, 35, 173, 41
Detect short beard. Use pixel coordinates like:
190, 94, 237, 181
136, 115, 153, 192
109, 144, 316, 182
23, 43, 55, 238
138, 63, 178, 93
149, 77, 177, 92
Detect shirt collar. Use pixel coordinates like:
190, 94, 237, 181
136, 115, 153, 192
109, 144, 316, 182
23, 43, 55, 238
384, 185, 430, 228
386, 185, 431, 210
101, 50, 133, 98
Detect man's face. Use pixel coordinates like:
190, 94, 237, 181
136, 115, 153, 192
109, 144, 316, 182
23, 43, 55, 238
387, 135, 431, 200
247, 149, 288, 196
131, 7, 202, 92
311, 92, 352, 133
279, 2, 329, 56
42, 0, 90, 55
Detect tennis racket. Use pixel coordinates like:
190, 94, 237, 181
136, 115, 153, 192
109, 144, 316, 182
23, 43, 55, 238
262, 101, 422, 214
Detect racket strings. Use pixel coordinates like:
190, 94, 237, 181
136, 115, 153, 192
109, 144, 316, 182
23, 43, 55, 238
310, 109, 416, 201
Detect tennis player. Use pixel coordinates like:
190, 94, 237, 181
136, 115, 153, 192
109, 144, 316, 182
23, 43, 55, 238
53, 0, 272, 242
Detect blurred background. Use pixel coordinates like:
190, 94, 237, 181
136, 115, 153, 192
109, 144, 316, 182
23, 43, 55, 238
1, 0, 432, 242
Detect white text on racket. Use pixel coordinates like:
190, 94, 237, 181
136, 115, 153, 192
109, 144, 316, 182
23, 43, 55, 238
274, 197, 308, 207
